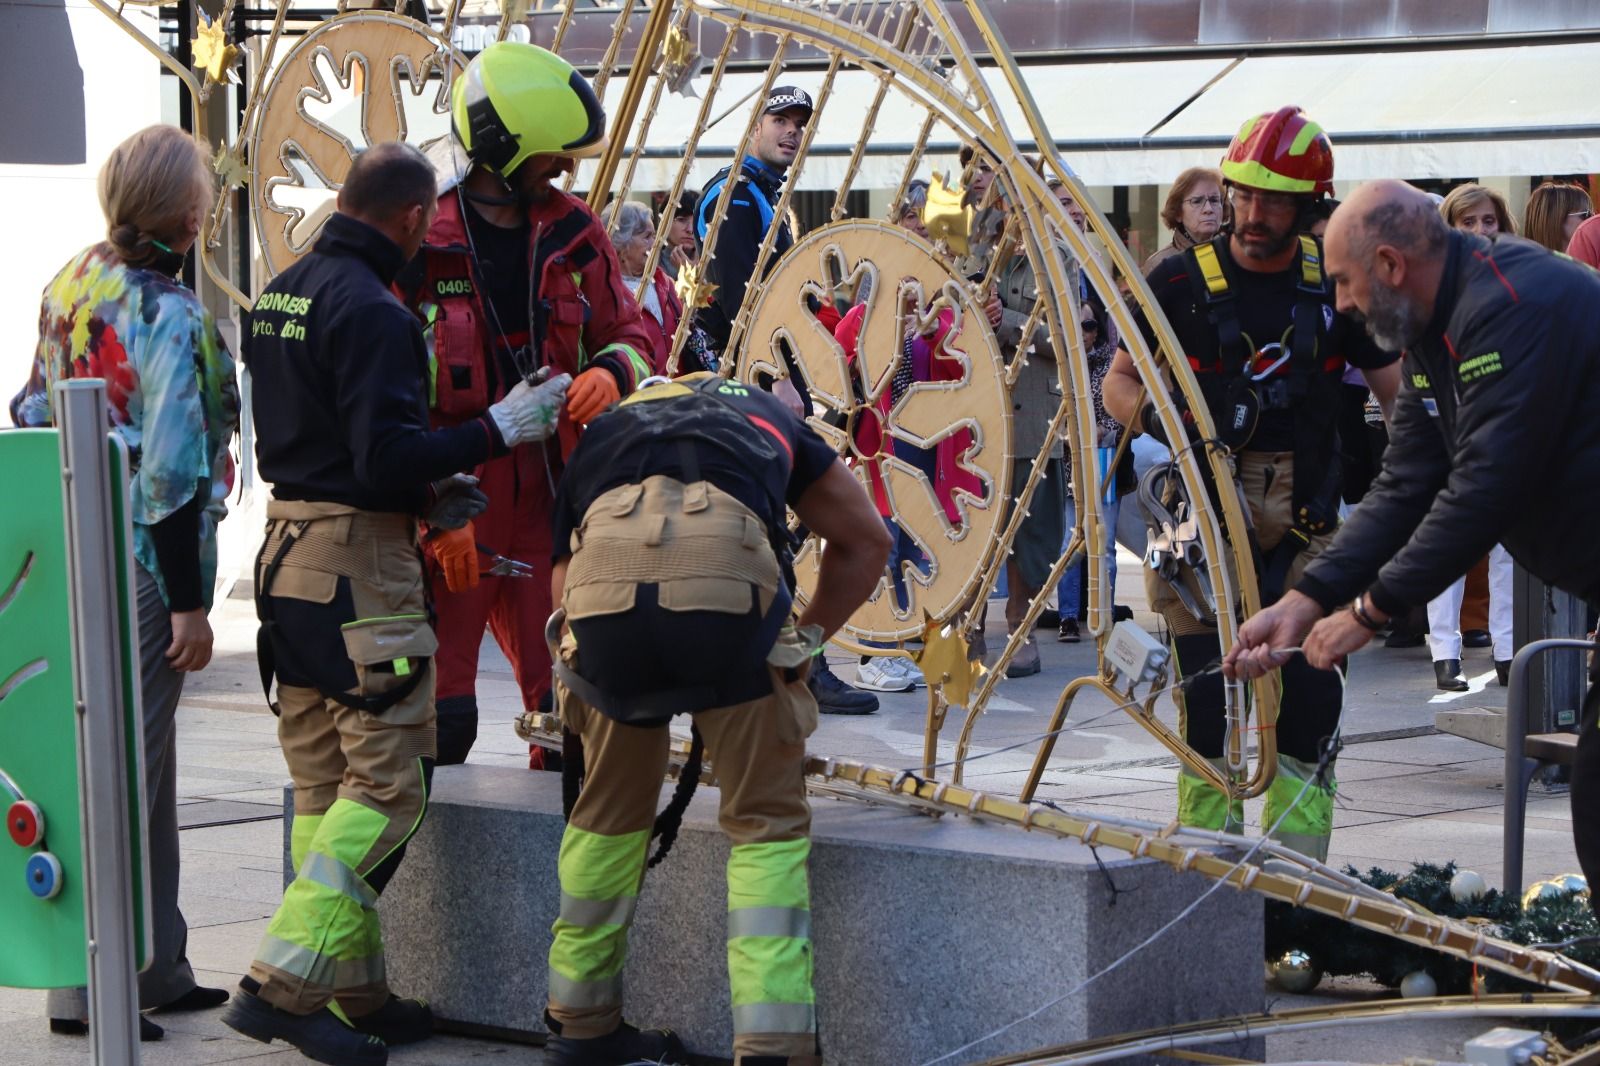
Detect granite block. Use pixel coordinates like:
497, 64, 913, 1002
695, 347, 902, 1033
288, 765, 1264, 1063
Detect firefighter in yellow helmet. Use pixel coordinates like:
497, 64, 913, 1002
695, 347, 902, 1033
1103, 106, 1402, 861
394, 41, 652, 768
542, 373, 889, 1064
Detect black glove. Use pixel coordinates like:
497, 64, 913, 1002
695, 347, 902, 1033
425, 473, 489, 530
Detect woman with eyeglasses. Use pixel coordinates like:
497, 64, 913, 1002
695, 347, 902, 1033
1143, 166, 1224, 275
1524, 181, 1595, 253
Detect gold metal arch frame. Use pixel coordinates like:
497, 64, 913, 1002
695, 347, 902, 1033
87, 0, 1277, 828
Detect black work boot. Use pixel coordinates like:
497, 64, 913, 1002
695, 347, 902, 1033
222, 979, 387, 1066
545, 1013, 688, 1066
349, 994, 433, 1045
1434, 659, 1470, 692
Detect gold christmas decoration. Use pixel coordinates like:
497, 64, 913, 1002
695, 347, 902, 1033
911, 613, 986, 707
191, 13, 240, 87
212, 144, 247, 189
1523, 879, 1567, 908
1270, 950, 1320, 994
659, 23, 705, 97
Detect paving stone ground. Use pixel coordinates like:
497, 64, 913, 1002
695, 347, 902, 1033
4, 511, 1582, 1064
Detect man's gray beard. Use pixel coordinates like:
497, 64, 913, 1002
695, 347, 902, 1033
1363, 278, 1428, 352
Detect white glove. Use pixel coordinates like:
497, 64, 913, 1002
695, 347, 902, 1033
488, 373, 571, 447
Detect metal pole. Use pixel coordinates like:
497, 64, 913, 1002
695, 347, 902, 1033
56, 380, 140, 1066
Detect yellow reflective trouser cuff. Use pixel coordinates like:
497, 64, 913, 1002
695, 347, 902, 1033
548, 825, 649, 1007
257, 934, 385, 989
727, 839, 814, 1033
261, 799, 390, 989
1177, 768, 1244, 833
1264, 754, 1334, 863
291, 813, 325, 874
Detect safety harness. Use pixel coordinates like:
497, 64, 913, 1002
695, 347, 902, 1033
1181, 233, 1343, 602
551, 376, 799, 865
254, 523, 429, 717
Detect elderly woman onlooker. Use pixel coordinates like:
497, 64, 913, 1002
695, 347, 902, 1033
1440, 183, 1515, 238
1525, 181, 1594, 252
606, 199, 711, 374
1143, 166, 1224, 274
11, 123, 239, 1041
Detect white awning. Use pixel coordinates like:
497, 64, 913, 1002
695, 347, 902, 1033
594, 41, 1600, 190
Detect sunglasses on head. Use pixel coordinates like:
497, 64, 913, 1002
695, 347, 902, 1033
1080, 319, 1098, 331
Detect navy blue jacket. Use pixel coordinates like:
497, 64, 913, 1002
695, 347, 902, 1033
695, 155, 791, 356
244, 213, 505, 514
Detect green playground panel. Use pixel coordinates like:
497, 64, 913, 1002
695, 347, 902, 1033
0, 428, 148, 988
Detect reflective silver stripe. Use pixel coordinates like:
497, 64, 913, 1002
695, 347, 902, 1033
727, 906, 811, 941
547, 968, 623, 1010
732, 1002, 816, 1035
559, 891, 638, 929
255, 935, 385, 990
300, 851, 378, 908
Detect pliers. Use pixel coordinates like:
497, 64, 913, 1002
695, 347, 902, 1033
479, 545, 536, 578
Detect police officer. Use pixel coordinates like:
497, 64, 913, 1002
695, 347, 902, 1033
1103, 106, 1400, 861
542, 373, 889, 1065
693, 86, 878, 717
397, 41, 653, 767
1226, 179, 1600, 903
224, 142, 569, 1066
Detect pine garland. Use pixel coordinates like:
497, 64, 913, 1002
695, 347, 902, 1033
1265, 862, 1600, 993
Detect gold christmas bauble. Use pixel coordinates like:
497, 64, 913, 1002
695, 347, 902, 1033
1522, 879, 1567, 908
1270, 949, 1321, 994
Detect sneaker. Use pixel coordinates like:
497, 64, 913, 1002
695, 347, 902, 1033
222, 981, 387, 1066
810, 659, 878, 715
545, 1016, 688, 1066
1058, 618, 1081, 643
856, 657, 916, 693
349, 995, 432, 1046
1005, 636, 1042, 678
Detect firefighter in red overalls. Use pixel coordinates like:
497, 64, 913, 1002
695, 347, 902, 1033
398, 41, 652, 764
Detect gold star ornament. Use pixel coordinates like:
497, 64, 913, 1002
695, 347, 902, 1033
911, 612, 986, 707
192, 13, 240, 87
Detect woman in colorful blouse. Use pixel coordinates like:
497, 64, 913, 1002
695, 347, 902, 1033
11, 124, 240, 1040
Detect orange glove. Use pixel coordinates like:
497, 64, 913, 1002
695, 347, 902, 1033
567, 367, 621, 425
432, 523, 480, 593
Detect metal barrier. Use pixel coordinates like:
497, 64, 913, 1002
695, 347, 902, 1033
1503, 637, 1594, 895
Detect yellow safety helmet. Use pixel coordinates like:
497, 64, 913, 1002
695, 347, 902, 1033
451, 41, 608, 177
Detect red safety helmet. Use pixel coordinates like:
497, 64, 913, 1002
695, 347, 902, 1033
1220, 106, 1334, 198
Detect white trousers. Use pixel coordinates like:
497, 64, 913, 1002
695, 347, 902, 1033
1426, 543, 1513, 661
